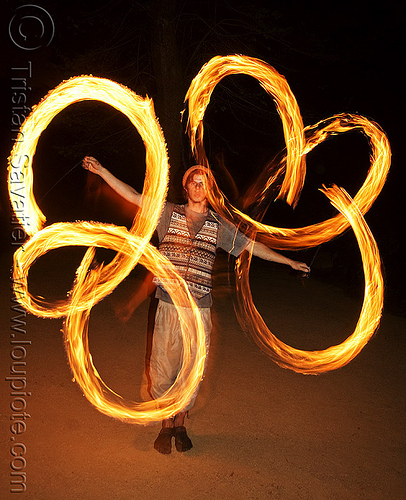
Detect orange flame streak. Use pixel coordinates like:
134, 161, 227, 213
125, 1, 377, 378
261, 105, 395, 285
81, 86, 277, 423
9, 55, 390, 411
8, 77, 169, 237
185, 56, 391, 250
235, 185, 384, 374
185, 55, 306, 207
9, 77, 206, 423
9, 76, 169, 315
185, 55, 389, 371
14, 223, 206, 422
207, 113, 390, 250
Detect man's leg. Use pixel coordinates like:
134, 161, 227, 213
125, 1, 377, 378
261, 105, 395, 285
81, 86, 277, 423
170, 307, 212, 452
153, 409, 191, 454
149, 301, 181, 454
153, 419, 174, 455
149, 302, 211, 454
173, 411, 193, 452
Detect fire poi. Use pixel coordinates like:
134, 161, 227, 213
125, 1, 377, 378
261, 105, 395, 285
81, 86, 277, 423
8, 55, 390, 425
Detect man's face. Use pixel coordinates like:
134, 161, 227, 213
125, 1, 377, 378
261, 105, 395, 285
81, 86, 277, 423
185, 173, 207, 203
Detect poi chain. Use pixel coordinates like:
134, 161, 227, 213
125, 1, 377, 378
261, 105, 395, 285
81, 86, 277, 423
8, 56, 390, 423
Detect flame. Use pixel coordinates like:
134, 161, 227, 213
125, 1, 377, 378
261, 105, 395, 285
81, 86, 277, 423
185, 54, 306, 208
185, 55, 390, 373
8, 76, 169, 237
14, 223, 206, 422
8, 56, 391, 427
9, 76, 206, 423
235, 185, 383, 374
185, 57, 391, 250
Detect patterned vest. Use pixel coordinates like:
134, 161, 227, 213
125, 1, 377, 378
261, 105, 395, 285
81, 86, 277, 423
156, 205, 219, 299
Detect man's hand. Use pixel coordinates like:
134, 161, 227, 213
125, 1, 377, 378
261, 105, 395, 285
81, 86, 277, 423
82, 156, 104, 175
82, 156, 143, 207
289, 260, 310, 274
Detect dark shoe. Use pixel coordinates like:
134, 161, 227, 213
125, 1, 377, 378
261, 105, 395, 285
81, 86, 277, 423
174, 426, 193, 452
154, 427, 174, 455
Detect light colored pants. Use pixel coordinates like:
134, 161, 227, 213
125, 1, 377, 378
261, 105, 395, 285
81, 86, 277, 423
149, 300, 212, 412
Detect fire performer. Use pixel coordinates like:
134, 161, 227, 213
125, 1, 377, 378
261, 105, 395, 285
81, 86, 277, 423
82, 156, 310, 454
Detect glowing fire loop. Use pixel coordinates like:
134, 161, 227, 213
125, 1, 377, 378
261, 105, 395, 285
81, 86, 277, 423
14, 223, 206, 423
8, 55, 390, 422
8, 76, 206, 423
185, 55, 390, 374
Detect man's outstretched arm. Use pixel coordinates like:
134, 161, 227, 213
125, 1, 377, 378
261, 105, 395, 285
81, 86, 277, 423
250, 240, 310, 274
82, 156, 143, 207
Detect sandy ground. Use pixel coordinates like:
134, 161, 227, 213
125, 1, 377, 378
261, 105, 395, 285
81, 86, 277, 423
1, 250, 405, 500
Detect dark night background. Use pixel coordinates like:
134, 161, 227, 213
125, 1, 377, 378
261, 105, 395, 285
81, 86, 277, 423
1, 0, 405, 315
1, 3, 406, 498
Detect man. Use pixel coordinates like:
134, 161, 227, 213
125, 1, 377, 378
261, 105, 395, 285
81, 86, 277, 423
82, 156, 310, 454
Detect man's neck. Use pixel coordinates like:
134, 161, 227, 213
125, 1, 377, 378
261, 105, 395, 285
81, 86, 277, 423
186, 200, 208, 214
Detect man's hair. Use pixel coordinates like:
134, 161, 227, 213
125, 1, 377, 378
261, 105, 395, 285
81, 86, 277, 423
182, 165, 212, 188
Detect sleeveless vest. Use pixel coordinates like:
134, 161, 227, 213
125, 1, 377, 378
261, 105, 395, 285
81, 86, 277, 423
156, 204, 219, 299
